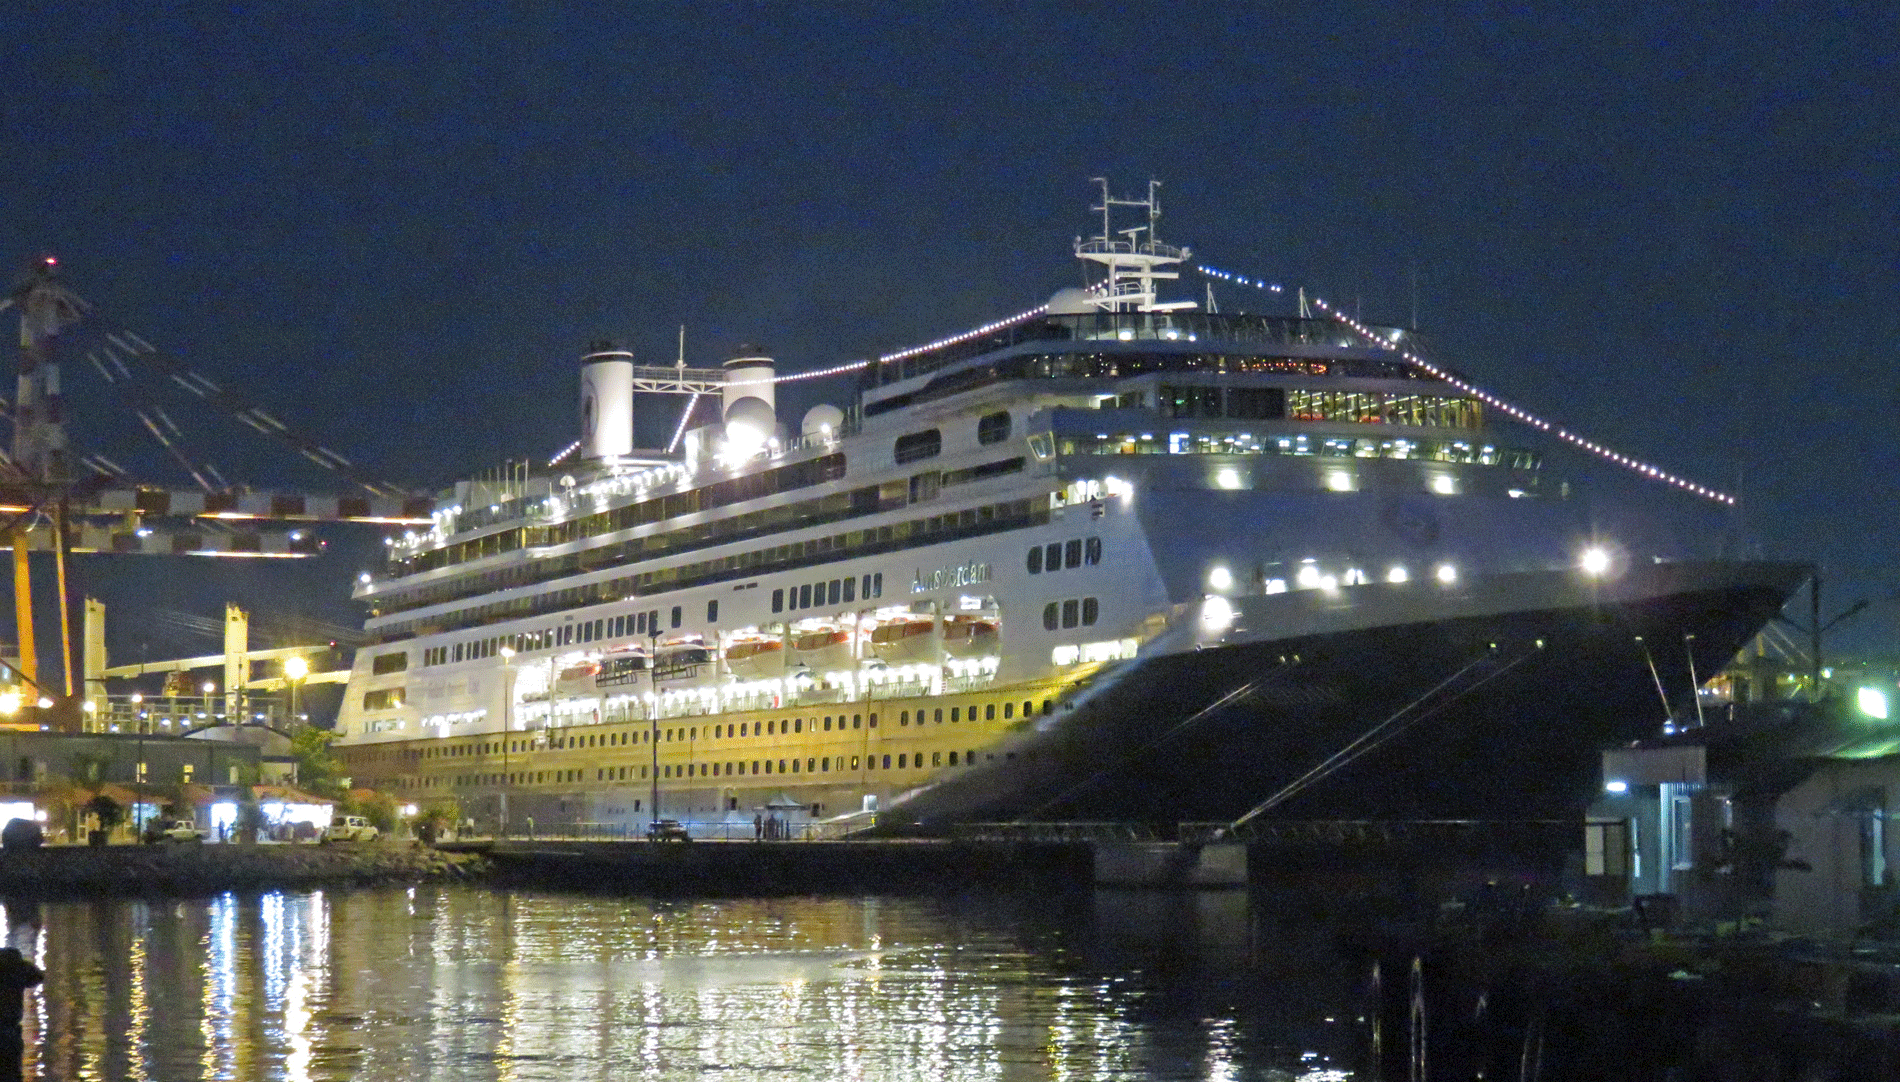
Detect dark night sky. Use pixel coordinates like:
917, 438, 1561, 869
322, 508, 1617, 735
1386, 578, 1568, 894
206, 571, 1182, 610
1, 2, 1896, 667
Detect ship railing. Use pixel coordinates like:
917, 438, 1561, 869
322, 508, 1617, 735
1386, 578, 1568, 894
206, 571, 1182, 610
942, 673, 997, 694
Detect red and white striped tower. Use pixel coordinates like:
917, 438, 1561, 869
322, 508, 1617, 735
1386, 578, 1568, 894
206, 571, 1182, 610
8, 259, 89, 483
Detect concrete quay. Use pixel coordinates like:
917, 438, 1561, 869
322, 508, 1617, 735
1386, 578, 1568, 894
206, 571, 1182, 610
0, 842, 487, 897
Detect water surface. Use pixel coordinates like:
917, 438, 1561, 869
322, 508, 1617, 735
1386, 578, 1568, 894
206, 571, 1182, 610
10, 886, 1356, 1081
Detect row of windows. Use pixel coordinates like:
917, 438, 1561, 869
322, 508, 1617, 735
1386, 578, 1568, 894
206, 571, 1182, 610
1157, 385, 1285, 421
376, 699, 1058, 766
394, 454, 847, 577
1026, 537, 1102, 575
431, 747, 989, 790
418, 602, 726, 669
369, 495, 1050, 644
1043, 598, 1100, 630
1064, 432, 1541, 470
869, 344, 1431, 409
773, 573, 885, 614
372, 454, 1027, 620
1286, 389, 1480, 428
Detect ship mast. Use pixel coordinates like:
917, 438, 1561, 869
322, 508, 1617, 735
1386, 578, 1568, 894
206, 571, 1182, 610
1074, 179, 1195, 313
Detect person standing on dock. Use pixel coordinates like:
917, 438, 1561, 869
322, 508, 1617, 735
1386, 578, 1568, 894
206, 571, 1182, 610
753, 813, 762, 841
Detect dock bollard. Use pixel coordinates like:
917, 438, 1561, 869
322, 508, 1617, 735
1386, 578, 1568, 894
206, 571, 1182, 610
0, 947, 42, 1082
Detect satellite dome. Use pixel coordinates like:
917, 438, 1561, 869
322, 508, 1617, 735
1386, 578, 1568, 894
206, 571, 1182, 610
802, 404, 845, 439
1046, 286, 1096, 316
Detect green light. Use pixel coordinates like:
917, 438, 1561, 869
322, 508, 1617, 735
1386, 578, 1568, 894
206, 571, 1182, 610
1858, 686, 1889, 720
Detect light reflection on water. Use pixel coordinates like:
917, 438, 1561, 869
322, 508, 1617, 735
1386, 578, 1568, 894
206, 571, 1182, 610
4, 886, 1354, 1081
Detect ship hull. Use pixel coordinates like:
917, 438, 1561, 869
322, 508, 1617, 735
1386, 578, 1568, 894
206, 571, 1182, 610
877, 560, 1808, 829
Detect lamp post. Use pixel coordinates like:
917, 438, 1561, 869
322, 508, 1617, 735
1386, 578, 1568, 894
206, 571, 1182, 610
282, 655, 309, 728
499, 646, 515, 838
648, 628, 661, 834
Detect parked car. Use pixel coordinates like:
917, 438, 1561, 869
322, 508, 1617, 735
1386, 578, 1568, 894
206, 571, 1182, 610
155, 820, 205, 843
323, 816, 380, 843
646, 819, 691, 842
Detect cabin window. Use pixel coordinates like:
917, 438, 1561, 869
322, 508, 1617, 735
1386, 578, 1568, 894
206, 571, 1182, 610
895, 429, 942, 464
1045, 543, 1061, 571
1086, 538, 1102, 565
371, 652, 408, 675
977, 411, 1011, 445
770, 588, 783, 612
1083, 598, 1099, 626
934, 708, 943, 723
828, 580, 841, 605
794, 718, 803, 733
900, 711, 909, 726
1062, 599, 1080, 628
707, 600, 718, 622
1064, 539, 1083, 568
854, 756, 863, 770
1027, 547, 1043, 574
1043, 603, 1059, 630
823, 716, 831, 731
948, 751, 959, 765
932, 752, 942, 767
986, 703, 996, 720
898, 754, 907, 768
950, 707, 959, 722
867, 713, 876, 728
821, 757, 830, 771
843, 577, 856, 603
856, 713, 865, 729
860, 574, 871, 598
873, 572, 883, 597
670, 606, 681, 628
799, 584, 812, 608
881, 755, 891, 769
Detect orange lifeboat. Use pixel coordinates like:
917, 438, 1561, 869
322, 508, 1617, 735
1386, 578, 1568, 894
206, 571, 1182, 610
869, 618, 935, 663
790, 627, 852, 669
941, 616, 999, 658
724, 638, 785, 679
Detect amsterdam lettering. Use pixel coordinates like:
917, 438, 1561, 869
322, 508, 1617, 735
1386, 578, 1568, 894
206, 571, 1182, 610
911, 561, 991, 594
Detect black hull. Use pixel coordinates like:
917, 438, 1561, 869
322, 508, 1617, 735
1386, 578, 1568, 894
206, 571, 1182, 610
881, 561, 1807, 828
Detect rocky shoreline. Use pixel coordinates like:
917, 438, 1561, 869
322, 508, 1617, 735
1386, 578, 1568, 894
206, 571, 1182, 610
0, 842, 489, 897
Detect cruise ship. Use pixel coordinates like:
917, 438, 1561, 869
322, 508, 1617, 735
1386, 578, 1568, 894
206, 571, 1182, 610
333, 185, 1806, 834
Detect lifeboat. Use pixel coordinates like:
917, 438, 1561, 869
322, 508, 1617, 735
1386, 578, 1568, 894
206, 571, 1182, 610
652, 643, 715, 683
941, 616, 999, 658
869, 618, 936, 663
724, 637, 785, 679
553, 661, 601, 697
789, 627, 852, 669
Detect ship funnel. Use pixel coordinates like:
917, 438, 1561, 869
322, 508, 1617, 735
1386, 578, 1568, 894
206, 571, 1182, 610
722, 346, 777, 450
580, 340, 635, 459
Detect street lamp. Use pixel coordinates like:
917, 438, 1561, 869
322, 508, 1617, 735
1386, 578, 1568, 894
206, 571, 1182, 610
282, 656, 309, 726
499, 646, 515, 838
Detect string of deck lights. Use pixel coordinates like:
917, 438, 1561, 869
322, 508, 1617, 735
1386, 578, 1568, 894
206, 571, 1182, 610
1196, 264, 1737, 506
547, 304, 1051, 464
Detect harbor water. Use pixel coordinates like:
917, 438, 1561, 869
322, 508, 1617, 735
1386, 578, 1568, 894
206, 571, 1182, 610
13, 884, 1363, 1081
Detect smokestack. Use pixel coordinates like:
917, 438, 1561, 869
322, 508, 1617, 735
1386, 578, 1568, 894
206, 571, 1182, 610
580, 341, 635, 459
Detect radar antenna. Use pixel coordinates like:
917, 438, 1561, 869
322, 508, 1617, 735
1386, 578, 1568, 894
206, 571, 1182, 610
1074, 179, 1195, 313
